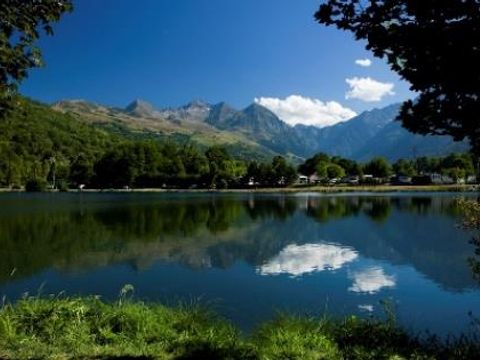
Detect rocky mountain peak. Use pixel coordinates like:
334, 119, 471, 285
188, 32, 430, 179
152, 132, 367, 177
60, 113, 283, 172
125, 99, 158, 117
183, 99, 210, 110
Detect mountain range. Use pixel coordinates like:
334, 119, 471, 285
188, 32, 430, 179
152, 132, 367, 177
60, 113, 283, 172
53, 99, 468, 162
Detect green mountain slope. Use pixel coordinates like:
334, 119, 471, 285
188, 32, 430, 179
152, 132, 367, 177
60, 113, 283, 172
0, 98, 120, 186
53, 99, 278, 161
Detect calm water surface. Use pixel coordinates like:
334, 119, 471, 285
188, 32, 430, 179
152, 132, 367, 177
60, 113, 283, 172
0, 192, 479, 335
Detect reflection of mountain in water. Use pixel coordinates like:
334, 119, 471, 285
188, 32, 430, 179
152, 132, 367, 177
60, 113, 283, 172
0, 194, 476, 292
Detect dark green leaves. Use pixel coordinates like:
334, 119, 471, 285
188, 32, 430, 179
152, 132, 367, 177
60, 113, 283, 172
0, 0, 73, 115
315, 1, 480, 155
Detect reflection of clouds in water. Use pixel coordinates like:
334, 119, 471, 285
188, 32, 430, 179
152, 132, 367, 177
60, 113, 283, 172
258, 243, 358, 277
349, 267, 395, 294
358, 304, 374, 312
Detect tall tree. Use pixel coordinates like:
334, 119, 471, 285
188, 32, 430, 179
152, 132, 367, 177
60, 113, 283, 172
316, 1, 480, 155
205, 146, 232, 188
393, 159, 416, 177
0, 0, 72, 115
364, 157, 391, 178
69, 153, 94, 187
271, 156, 297, 186
326, 163, 346, 180
299, 152, 330, 176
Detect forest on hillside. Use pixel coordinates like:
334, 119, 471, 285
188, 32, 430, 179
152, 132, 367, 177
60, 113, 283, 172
0, 98, 476, 191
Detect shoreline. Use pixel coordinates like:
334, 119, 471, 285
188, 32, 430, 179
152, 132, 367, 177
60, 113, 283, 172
0, 184, 478, 194
129, 184, 479, 193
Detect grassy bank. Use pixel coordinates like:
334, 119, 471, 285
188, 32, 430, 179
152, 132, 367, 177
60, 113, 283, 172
0, 295, 478, 359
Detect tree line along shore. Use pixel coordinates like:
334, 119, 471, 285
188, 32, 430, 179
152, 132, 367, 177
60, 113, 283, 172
0, 99, 477, 193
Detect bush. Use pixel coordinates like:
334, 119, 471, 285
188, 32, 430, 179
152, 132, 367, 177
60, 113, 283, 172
24, 179, 47, 192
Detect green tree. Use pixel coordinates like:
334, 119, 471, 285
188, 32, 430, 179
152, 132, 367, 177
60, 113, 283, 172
94, 145, 138, 188
69, 153, 94, 187
326, 163, 346, 180
245, 161, 260, 186
180, 144, 208, 176
315, 161, 329, 180
0, 141, 21, 186
441, 153, 475, 177
393, 159, 416, 177
205, 146, 233, 188
260, 163, 275, 187
272, 156, 297, 186
442, 167, 466, 183
0, 0, 73, 114
364, 157, 391, 178
331, 156, 362, 176
299, 153, 330, 176
415, 157, 440, 175
316, 1, 480, 156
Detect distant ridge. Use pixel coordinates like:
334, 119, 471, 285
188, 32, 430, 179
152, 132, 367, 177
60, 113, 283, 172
53, 98, 469, 161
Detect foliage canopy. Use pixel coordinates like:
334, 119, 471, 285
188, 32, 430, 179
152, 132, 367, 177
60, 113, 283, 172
0, 0, 72, 114
316, 0, 480, 155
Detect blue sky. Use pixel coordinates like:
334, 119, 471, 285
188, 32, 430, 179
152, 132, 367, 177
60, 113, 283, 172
21, 0, 414, 126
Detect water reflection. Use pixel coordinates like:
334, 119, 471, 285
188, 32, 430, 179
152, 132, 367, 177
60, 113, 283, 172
0, 193, 476, 293
358, 304, 374, 312
258, 243, 358, 277
349, 267, 396, 294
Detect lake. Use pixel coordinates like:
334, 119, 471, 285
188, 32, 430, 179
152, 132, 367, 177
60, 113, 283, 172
0, 192, 479, 336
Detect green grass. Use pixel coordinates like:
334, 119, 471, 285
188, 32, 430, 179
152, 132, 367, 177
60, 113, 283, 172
0, 293, 478, 359
0, 294, 251, 359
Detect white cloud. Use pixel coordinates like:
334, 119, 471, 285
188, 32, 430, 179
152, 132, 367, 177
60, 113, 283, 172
254, 95, 357, 128
345, 77, 395, 102
258, 243, 358, 277
355, 58, 372, 67
349, 267, 396, 294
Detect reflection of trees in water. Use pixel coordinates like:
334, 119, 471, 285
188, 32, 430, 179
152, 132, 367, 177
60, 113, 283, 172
391, 196, 465, 218
0, 194, 468, 287
244, 196, 297, 221
305, 197, 392, 223
305, 195, 468, 224
362, 198, 392, 223
205, 200, 245, 234
0, 211, 109, 283
0, 196, 300, 280
306, 197, 362, 223
0, 199, 246, 283
93, 201, 231, 239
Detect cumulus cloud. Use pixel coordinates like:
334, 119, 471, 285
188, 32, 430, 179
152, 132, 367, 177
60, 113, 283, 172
258, 243, 358, 277
355, 58, 372, 67
345, 77, 395, 102
349, 267, 396, 294
254, 95, 357, 128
